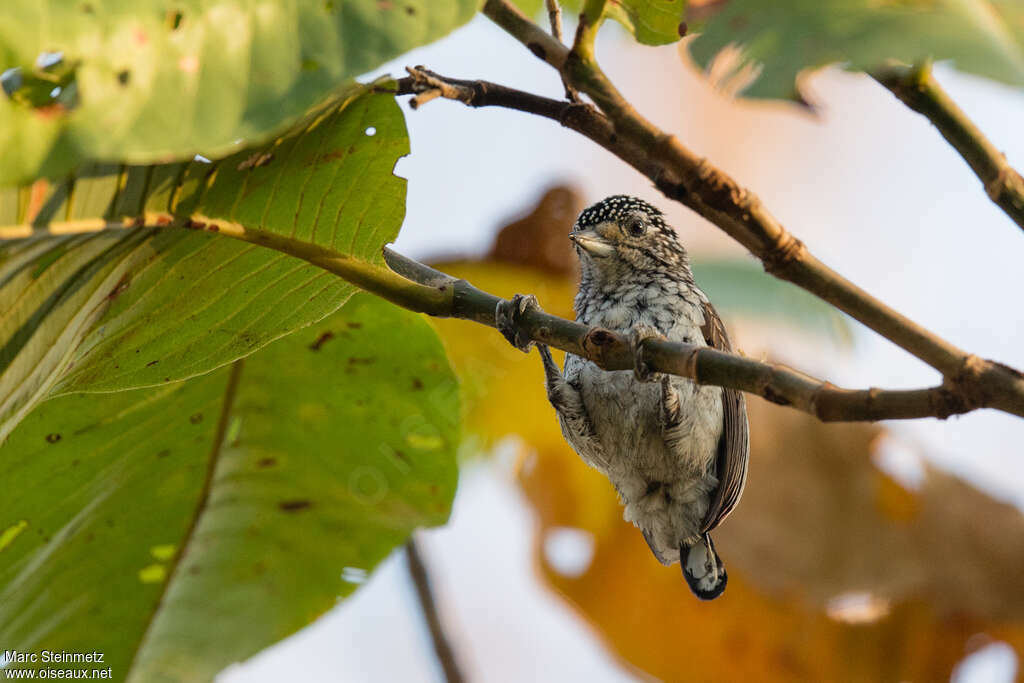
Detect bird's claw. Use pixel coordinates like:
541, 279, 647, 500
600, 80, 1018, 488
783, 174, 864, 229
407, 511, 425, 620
496, 293, 540, 352
630, 325, 664, 382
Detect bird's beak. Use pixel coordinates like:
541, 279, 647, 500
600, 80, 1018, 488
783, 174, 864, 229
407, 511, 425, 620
569, 230, 615, 258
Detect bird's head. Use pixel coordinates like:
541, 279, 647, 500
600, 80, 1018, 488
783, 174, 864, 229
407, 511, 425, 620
570, 195, 689, 282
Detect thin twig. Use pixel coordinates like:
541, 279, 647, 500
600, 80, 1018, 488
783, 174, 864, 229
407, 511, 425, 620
406, 536, 465, 683
544, 0, 580, 102
545, 0, 564, 43
874, 62, 1024, 235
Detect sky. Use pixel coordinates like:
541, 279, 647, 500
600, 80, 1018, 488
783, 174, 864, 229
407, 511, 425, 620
222, 12, 1024, 683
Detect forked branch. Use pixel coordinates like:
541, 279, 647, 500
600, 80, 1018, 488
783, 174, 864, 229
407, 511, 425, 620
408, 1, 1024, 419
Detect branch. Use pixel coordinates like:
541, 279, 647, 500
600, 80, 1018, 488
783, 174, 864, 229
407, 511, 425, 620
406, 536, 465, 683
381, 248, 977, 421
409, 6, 1024, 418
15, 210, 990, 421
874, 62, 1024, 235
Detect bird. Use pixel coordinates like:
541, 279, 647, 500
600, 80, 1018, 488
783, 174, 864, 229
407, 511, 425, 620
496, 195, 749, 600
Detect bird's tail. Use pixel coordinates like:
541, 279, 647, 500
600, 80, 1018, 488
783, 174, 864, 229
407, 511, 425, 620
681, 533, 727, 600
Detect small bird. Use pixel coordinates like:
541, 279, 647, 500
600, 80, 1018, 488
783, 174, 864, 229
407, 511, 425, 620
497, 195, 749, 600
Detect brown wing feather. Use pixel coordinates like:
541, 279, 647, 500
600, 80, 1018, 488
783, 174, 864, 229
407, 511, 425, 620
699, 300, 750, 533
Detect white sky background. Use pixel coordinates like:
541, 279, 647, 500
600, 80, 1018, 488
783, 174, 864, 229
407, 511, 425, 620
222, 13, 1024, 683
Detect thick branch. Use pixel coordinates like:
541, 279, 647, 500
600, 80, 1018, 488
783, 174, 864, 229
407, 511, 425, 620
874, 62, 1024, 235
381, 249, 979, 422
400, 21, 1024, 419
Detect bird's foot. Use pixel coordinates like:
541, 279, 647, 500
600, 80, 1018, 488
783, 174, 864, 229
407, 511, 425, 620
630, 324, 664, 382
496, 293, 540, 352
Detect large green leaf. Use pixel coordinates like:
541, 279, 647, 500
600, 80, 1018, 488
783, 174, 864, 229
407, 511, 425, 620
0, 85, 407, 442
0, 0, 478, 184
0, 293, 459, 682
687, 0, 1024, 101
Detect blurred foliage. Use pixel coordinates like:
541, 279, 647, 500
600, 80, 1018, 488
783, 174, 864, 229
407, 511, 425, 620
687, 0, 1024, 103
0, 0, 477, 184
520, 397, 1024, 681
0, 294, 460, 681
0, 86, 406, 441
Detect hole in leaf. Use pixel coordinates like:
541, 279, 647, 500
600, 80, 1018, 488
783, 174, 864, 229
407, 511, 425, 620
365, 126, 376, 136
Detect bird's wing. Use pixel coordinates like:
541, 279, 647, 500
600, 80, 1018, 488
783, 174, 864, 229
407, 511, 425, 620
699, 300, 750, 533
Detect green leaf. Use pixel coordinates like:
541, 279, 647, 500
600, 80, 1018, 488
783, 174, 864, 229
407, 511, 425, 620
0, 85, 408, 441
692, 258, 852, 343
687, 0, 1024, 102
0, 0, 478, 184
0, 293, 460, 682
605, 0, 687, 46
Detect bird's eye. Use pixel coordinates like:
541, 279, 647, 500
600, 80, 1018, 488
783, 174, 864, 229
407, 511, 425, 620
626, 217, 646, 236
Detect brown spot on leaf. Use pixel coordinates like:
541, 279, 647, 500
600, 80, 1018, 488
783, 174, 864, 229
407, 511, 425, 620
678, 22, 688, 37
309, 331, 335, 351
117, 70, 130, 85
348, 356, 375, 365
236, 152, 274, 171
345, 322, 362, 329
405, 5, 416, 15
156, 449, 170, 458
411, 378, 423, 390
278, 499, 313, 512
257, 457, 277, 468
189, 413, 203, 424
107, 274, 130, 300
146, 360, 159, 367
45, 433, 61, 444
